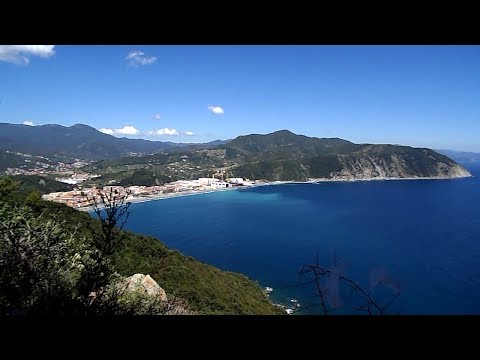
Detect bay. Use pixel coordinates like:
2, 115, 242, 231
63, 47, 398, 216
118, 164, 480, 314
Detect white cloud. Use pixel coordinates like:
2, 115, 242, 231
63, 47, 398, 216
147, 128, 179, 136
23, 121, 34, 126
99, 128, 114, 135
155, 128, 178, 136
185, 131, 194, 136
153, 113, 161, 120
99, 125, 139, 136
125, 50, 157, 67
126, 51, 142, 60
208, 105, 224, 115
0, 45, 55, 65
114, 125, 140, 135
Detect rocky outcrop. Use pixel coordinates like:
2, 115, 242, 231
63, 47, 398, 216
329, 153, 472, 180
118, 274, 196, 314
122, 274, 168, 301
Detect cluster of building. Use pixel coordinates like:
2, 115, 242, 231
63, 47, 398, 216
41, 177, 257, 209
5, 166, 50, 176
55, 172, 100, 185
5, 155, 91, 177
166, 177, 255, 189
42, 185, 165, 209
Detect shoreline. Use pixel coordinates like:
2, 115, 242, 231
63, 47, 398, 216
77, 174, 472, 212
77, 187, 239, 212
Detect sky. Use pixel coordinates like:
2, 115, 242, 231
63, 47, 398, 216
0, 45, 479, 151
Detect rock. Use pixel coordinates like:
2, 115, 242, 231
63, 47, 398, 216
123, 274, 167, 301
331, 153, 472, 180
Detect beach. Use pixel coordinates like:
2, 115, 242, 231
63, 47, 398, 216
77, 186, 244, 212
76, 174, 472, 212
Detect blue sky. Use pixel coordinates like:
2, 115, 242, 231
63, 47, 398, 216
1, 45, 479, 151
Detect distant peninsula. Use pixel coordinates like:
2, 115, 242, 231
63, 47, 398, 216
220, 130, 471, 181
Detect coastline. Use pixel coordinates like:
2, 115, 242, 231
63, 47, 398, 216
77, 173, 472, 212
77, 187, 239, 212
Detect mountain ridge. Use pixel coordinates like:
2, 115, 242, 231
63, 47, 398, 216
436, 149, 480, 164
0, 123, 229, 161
81, 128, 471, 185
215, 130, 470, 180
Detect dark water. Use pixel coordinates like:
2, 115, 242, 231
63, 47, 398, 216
118, 164, 480, 314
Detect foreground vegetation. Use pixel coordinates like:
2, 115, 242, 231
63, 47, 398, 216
0, 176, 283, 315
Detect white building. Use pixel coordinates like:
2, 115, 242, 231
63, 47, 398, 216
127, 186, 144, 195
229, 177, 244, 184
211, 181, 230, 188
55, 178, 80, 185
198, 178, 219, 186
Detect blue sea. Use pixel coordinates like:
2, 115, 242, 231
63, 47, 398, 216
118, 164, 480, 315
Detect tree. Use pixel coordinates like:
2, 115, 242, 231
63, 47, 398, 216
89, 188, 132, 257
25, 190, 42, 207
0, 176, 18, 197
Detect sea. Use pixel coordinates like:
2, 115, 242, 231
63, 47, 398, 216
116, 163, 480, 315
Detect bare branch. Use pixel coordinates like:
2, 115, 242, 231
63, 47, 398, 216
86, 189, 132, 256
299, 255, 400, 315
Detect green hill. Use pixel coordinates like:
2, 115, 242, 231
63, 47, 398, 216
85, 129, 471, 183
220, 130, 471, 180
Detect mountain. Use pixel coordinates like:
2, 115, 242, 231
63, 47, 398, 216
0, 123, 176, 161
222, 130, 471, 180
436, 149, 480, 164
1, 122, 470, 181
163, 139, 231, 148
164, 139, 232, 153
205, 139, 231, 146
85, 129, 471, 185
0, 123, 232, 163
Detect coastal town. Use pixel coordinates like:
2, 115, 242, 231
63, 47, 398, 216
42, 175, 259, 210
4, 151, 91, 177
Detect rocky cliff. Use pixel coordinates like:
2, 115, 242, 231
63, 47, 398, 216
329, 152, 471, 180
